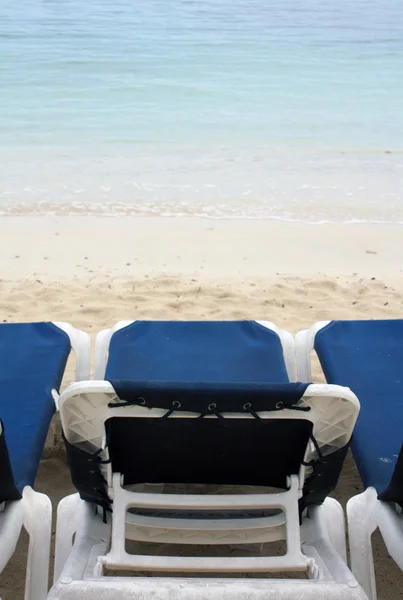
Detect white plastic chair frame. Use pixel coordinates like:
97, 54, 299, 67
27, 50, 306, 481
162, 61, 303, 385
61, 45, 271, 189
296, 322, 403, 600
48, 379, 367, 600
94, 320, 297, 382
0, 322, 90, 600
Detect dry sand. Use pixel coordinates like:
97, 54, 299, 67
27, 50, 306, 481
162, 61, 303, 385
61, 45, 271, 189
0, 217, 403, 599
1, 216, 403, 281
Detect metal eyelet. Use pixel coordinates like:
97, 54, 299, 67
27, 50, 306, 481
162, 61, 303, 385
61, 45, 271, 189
137, 397, 146, 405
208, 403, 217, 411
243, 402, 252, 410
276, 401, 284, 409
172, 400, 181, 409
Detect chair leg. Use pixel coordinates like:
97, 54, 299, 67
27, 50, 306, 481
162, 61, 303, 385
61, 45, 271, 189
21, 487, 52, 600
52, 499, 109, 587
302, 501, 358, 587
376, 499, 403, 571
321, 497, 347, 563
0, 501, 24, 574
54, 493, 82, 584
347, 488, 378, 600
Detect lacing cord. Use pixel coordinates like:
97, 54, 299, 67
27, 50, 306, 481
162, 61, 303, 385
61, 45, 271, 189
108, 396, 311, 419
275, 401, 311, 413
87, 442, 113, 522
242, 402, 262, 420
301, 433, 325, 470
196, 403, 226, 420
88, 445, 112, 466
108, 396, 147, 408
162, 400, 182, 419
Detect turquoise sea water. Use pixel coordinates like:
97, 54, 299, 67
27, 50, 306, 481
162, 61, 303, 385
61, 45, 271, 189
0, 0, 402, 221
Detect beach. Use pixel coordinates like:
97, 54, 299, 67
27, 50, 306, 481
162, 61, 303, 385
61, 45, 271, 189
1, 0, 403, 596
0, 216, 402, 599
1, 216, 403, 280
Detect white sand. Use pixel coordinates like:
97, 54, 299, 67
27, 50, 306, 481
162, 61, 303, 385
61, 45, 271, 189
0, 216, 402, 599
0, 216, 403, 280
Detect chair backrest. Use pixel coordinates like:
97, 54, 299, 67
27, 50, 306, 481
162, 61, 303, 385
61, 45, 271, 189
60, 380, 359, 515
0, 322, 71, 503
102, 320, 293, 382
314, 319, 403, 506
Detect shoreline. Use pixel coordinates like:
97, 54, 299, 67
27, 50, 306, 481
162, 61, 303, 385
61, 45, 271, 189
0, 209, 403, 226
2, 212, 403, 226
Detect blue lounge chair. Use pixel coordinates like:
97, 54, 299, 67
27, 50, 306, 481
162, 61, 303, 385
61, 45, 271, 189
296, 320, 403, 600
0, 322, 90, 600
49, 321, 366, 600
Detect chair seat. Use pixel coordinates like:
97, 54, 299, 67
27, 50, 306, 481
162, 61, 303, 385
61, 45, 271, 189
315, 320, 403, 497
105, 321, 290, 383
0, 322, 70, 501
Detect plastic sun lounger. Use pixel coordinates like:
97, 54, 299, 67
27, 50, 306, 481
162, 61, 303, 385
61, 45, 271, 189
0, 322, 90, 600
296, 320, 403, 600
49, 320, 367, 600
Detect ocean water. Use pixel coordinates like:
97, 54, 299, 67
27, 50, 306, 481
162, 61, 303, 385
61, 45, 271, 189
0, 0, 402, 222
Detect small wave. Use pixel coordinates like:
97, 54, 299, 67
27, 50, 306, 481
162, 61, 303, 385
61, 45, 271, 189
0, 199, 403, 225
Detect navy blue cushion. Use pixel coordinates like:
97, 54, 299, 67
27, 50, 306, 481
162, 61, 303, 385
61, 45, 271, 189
105, 321, 289, 383
0, 323, 70, 500
315, 320, 403, 497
